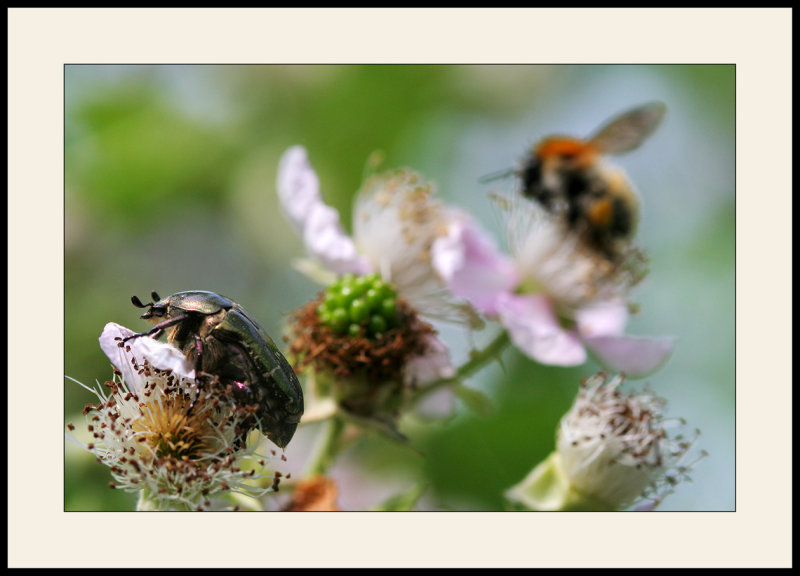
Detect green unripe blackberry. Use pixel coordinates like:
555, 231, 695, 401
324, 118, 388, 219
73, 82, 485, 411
318, 273, 400, 338
364, 288, 382, 310
368, 314, 387, 335
380, 298, 397, 322
330, 307, 350, 334
350, 298, 370, 324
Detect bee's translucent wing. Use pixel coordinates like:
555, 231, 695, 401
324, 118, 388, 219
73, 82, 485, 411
588, 101, 667, 156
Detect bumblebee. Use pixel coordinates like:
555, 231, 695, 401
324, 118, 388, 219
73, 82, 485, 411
513, 102, 666, 258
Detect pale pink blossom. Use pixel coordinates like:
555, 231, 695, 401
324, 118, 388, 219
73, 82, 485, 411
432, 202, 673, 378
277, 146, 371, 276
277, 146, 461, 405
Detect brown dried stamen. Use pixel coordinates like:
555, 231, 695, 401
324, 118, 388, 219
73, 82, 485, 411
287, 292, 436, 419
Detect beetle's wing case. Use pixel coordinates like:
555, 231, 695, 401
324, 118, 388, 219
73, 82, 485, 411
228, 305, 304, 413
588, 101, 666, 156
214, 303, 304, 447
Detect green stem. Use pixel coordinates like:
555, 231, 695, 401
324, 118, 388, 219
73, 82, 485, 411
411, 329, 511, 405
304, 415, 346, 477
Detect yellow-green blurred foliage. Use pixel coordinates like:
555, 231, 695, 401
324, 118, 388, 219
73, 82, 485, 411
65, 65, 734, 511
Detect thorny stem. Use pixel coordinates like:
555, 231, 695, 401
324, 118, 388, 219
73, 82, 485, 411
410, 329, 511, 406
304, 415, 346, 477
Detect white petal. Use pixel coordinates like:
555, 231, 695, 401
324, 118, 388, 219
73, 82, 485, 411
582, 335, 676, 379
575, 300, 629, 337
99, 323, 141, 391
276, 145, 322, 232
99, 322, 195, 394
404, 333, 458, 420
135, 335, 197, 380
403, 334, 456, 387
352, 170, 469, 325
414, 386, 457, 421
496, 293, 586, 366
432, 217, 519, 315
303, 203, 372, 276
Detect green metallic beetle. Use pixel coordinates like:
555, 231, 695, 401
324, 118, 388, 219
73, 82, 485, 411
122, 290, 304, 449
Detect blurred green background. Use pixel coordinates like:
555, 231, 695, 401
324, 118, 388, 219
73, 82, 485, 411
64, 64, 734, 511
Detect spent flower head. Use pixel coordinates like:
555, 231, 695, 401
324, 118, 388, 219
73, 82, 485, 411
506, 372, 704, 511
67, 322, 276, 511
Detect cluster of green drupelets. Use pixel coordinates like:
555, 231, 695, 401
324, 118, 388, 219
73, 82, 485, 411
317, 273, 399, 338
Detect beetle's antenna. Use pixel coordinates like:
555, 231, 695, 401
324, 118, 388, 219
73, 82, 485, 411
131, 295, 152, 308
151, 291, 161, 302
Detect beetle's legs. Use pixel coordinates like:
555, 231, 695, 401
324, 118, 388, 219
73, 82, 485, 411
187, 335, 205, 415
121, 315, 186, 343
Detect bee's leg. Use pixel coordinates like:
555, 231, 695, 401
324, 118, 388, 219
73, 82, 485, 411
121, 315, 186, 344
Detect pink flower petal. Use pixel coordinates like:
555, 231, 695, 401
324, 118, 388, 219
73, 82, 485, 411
496, 293, 587, 366
582, 335, 676, 379
276, 146, 322, 232
303, 203, 372, 276
432, 217, 519, 315
575, 300, 629, 337
277, 146, 372, 276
